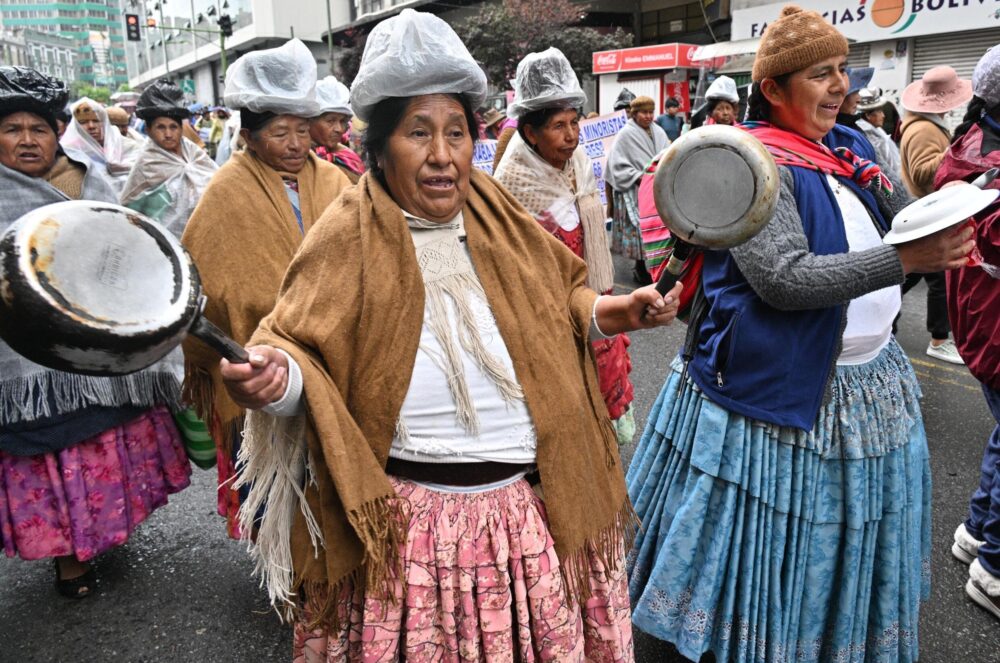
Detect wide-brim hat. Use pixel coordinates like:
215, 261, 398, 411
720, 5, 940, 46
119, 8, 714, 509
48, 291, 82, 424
482, 107, 504, 128
857, 87, 887, 112
847, 67, 874, 96
902, 66, 973, 113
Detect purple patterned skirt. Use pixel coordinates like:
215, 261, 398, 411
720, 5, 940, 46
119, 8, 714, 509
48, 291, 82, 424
0, 405, 191, 561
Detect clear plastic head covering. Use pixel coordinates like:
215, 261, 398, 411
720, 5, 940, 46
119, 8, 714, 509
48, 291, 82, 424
705, 76, 739, 104
223, 38, 320, 116
973, 45, 1000, 107
507, 47, 585, 120
314, 76, 352, 117
350, 9, 487, 122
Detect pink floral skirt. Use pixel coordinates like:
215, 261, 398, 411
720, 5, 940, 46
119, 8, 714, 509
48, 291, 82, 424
293, 476, 634, 663
0, 405, 191, 562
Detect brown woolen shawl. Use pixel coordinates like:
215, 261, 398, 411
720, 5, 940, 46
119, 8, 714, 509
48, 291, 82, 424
248, 168, 634, 626
180, 150, 351, 427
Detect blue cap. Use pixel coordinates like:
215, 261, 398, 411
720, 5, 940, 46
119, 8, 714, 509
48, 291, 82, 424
847, 67, 874, 96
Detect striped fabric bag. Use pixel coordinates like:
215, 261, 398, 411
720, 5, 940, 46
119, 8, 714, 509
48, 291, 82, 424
637, 160, 672, 279
172, 406, 217, 469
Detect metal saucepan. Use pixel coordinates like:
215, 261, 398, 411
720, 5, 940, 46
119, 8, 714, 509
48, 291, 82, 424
0, 200, 248, 376
652, 124, 780, 296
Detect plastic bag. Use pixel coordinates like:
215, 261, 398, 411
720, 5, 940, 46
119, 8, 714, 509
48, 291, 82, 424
705, 76, 739, 104
0, 66, 68, 120
314, 76, 352, 116
350, 9, 487, 122
223, 38, 319, 116
613, 88, 636, 111
136, 79, 189, 121
507, 47, 585, 119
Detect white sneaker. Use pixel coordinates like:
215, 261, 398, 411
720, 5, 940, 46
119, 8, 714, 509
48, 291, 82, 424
953, 523, 984, 564
967, 559, 1000, 621
927, 339, 965, 365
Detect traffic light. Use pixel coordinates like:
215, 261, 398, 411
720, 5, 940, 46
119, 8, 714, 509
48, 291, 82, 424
146, 17, 157, 27
125, 13, 141, 41
218, 14, 233, 37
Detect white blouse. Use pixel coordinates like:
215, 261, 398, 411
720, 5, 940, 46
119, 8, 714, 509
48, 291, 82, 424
828, 175, 901, 365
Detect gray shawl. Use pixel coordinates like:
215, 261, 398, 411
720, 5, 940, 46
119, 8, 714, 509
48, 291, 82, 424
604, 119, 669, 193
0, 152, 181, 425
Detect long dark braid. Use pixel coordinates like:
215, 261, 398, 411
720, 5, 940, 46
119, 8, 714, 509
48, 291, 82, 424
744, 74, 791, 123
952, 96, 988, 144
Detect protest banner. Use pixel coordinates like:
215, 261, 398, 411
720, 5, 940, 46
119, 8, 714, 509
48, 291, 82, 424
578, 110, 628, 206
472, 140, 498, 176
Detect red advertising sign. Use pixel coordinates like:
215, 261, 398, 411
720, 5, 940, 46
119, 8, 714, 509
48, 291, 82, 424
663, 79, 691, 113
592, 43, 700, 75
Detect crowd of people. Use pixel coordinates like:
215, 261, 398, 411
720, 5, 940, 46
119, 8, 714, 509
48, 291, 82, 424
0, 2, 998, 662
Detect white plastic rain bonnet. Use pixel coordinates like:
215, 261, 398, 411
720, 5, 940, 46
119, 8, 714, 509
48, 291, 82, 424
314, 75, 352, 117
223, 38, 320, 116
349, 9, 487, 122
705, 76, 739, 104
506, 47, 586, 120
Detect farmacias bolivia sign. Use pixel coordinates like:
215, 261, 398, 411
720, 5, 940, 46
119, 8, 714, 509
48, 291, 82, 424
733, 0, 1000, 42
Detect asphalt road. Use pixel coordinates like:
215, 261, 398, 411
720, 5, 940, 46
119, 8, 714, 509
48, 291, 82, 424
1, 268, 998, 663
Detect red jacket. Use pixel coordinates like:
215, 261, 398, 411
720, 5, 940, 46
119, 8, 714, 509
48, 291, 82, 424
934, 123, 1000, 389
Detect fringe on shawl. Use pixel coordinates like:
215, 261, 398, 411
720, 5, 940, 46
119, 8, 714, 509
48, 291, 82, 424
420, 272, 522, 436
0, 370, 180, 425
578, 191, 616, 294
233, 409, 324, 622
299, 495, 410, 632
559, 500, 639, 607
298, 498, 637, 631
181, 362, 215, 422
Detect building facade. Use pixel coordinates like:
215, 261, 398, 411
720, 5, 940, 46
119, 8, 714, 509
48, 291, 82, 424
0, 0, 127, 87
124, 0, 352, 105
731, 0, 1000, 126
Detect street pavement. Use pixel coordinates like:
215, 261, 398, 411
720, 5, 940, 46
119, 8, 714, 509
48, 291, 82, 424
1, 263, 998, 662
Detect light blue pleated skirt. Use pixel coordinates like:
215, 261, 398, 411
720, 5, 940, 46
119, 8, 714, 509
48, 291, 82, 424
627, 339, 930, 663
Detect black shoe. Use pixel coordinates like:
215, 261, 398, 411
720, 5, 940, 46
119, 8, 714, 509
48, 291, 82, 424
54, 559, 95, 599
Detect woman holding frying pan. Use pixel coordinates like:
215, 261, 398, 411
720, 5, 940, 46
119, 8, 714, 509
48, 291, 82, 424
218, 11, 681, 660
0, 67, 190, 599
627, 6, 974, 661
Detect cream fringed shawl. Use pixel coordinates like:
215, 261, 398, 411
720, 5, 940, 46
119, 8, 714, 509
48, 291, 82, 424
238, 169, 634, 626
494, 131, 616, 293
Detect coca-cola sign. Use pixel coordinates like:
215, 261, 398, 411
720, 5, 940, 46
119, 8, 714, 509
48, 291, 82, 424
592, 43, 698, 74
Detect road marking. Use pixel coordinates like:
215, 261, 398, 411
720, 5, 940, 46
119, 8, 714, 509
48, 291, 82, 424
912, 369, 980, 393
909, 357, 975, 378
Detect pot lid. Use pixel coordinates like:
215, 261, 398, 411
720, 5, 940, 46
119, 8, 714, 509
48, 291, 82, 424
883, 185, 999, 245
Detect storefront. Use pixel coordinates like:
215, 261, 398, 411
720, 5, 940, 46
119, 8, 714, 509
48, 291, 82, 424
591, 42, 705, 116
731, 0, 1000, 122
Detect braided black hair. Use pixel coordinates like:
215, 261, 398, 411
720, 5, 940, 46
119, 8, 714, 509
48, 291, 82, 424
745, 73, 792, 122
952, 96, 988, 144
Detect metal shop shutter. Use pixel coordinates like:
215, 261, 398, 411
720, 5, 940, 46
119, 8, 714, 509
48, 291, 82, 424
912, 29, 1000, 80
847, 42, 870, 69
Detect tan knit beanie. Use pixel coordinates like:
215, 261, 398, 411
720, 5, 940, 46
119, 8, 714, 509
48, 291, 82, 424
752, 5, 849, 82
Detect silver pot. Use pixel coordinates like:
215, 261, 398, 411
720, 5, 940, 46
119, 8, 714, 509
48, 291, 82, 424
651, 124, 779, 295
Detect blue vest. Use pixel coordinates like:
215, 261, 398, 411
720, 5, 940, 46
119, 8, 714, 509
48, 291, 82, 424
687, 125, 891, 430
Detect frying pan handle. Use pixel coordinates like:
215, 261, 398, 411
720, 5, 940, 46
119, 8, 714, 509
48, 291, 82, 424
655, 240, 693, 297
190, 315, 250, 364
972, 168, 999, 189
